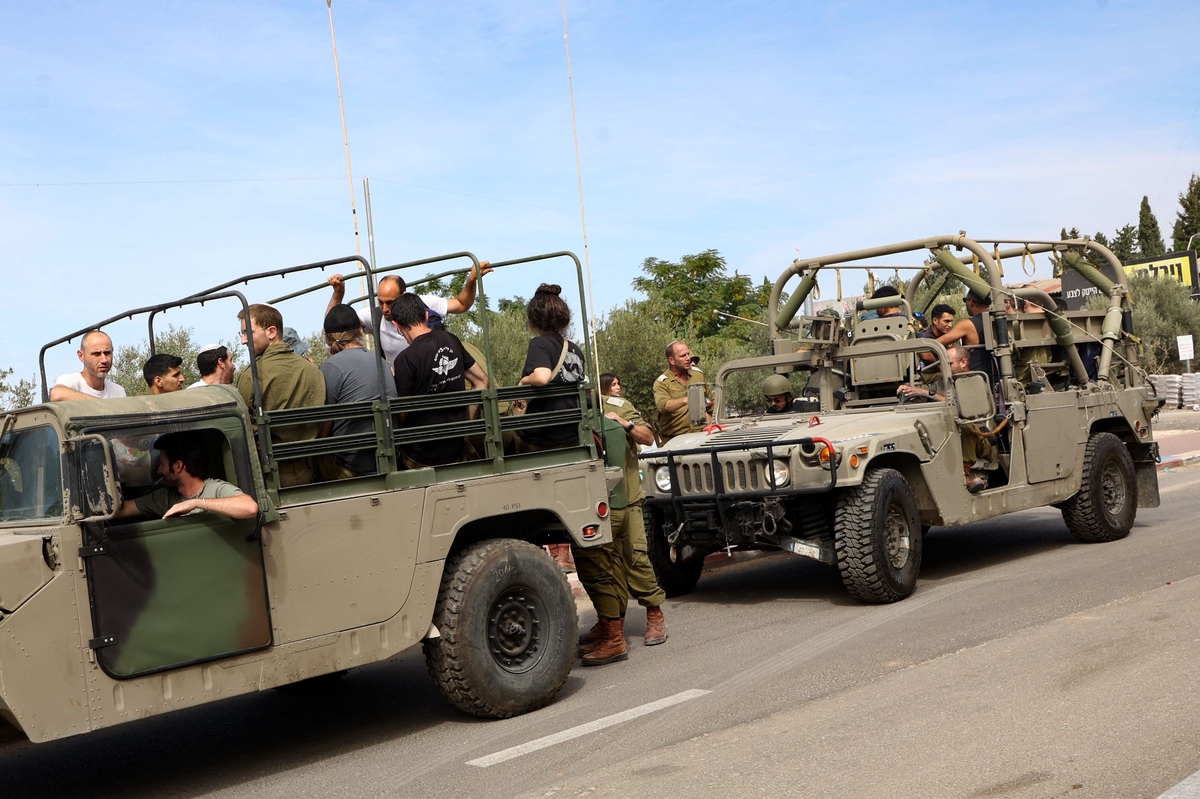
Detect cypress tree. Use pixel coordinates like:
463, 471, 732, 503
1172, 173, 1200, 252
1137, 196, 1166, 257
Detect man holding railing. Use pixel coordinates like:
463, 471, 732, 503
325, 262, 492, 364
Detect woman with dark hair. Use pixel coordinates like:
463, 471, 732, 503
515, 284, 587, 450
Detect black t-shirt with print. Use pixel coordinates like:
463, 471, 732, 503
393, 328, 475, 465
520, 334, 586, 447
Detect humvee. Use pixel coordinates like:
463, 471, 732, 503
0, 250, 615, 744
641, 234, 1162, 602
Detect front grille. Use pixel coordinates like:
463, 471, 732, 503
675, 457, 766, 495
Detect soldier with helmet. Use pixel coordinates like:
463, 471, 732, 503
762, 374, 816, 414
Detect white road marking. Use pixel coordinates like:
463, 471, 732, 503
1157, 768, 1200, 798
465, 689, 711, 768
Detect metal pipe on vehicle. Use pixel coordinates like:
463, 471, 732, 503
1010, 288, 1090, 383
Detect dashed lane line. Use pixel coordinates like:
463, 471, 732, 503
465, 689, 712, 768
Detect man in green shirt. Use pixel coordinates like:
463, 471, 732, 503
574, 374, 668, 666
235, 303, 326, 486
653, 341, 712, 444
113, 432, 259, 520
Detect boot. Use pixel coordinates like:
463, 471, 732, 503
581, 618, 628, 666
577, 619, 605, 656
964, 463, 986, 494
645, 606, 668, 646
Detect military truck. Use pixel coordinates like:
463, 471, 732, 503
0, 250, 615, 744
641, 234, 1163, 602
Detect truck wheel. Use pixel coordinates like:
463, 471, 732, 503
834, 467, 922, 603
424, 539, 577, 719
1061, 432, 1137, 543
644, 505, 704, 597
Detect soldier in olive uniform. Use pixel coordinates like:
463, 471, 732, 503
653, 341, 712, 444
236, 303, 326, 487
573, 374, 668, 666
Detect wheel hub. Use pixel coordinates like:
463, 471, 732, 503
487, 587, 545, 674
883, 504, 911, 569
1100, 461, 1127, 516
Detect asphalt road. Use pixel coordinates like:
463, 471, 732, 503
4, 466, 1200, 799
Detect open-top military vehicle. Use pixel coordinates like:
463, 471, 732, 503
641, 234, 1163, 602
0, 250, 615, 744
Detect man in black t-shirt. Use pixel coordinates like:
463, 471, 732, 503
391, 294, 489, 467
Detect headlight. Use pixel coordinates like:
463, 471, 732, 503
654, 465, 672, 492
769, 459, 790, 488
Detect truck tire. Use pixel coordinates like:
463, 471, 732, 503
644, 505, 704, 597
1061, 432, 1137, 543
834, 467, 922, 603
424, 539, 577, 719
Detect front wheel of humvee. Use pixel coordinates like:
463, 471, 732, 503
424, 539, 577, 719
834, 467, 922, 603
1061, 432, 1137, 543
644, 505, 705, 597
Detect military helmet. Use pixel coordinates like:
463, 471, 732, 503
762, 374, 792, 397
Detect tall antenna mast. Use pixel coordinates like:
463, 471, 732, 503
560, 0, 600, 373
326, 0, 367, 303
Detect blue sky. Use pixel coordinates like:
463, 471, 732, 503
3, 1, 1199, 386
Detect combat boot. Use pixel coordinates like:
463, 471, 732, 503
581, 618, 628, 666
577, 619, 604, 656
644, 606, 667, 646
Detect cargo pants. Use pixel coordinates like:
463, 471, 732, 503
573, 499, 665, 619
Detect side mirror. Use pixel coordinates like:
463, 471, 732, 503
69, 434, 120, 521
687, 383, 707, 427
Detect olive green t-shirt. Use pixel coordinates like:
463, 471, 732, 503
653, 367, 711, 443
134, 478, 244, 519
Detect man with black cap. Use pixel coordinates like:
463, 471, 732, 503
315, 304, 398, 480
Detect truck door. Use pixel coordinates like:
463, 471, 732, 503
78, 418, 273, 679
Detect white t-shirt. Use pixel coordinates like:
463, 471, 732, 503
187, 378, 214, 389
54, 372, 127, 399
357, 293, 450, 364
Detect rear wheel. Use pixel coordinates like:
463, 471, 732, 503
834, 468, 922, 603
644, 505, 704, 597
424, 539, 576, 718
1061, 432, 1137, 543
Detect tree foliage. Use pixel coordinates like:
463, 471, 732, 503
0, 368, 37, 411
632, 250, 770, 341
1137, 196, 1166, 257
593, 298, 680, 423
1093, 272, 1200, 374
1172, 172, 1200, 252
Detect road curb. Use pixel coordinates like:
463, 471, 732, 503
1157, 452, 1200, 470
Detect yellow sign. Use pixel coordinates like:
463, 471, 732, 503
1124, 253, 1195, 287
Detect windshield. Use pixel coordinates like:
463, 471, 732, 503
0, 425, 64, 522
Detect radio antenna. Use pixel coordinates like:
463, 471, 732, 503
326, 1, 367, 303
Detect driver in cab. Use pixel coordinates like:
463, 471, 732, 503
113, 432, 259, 520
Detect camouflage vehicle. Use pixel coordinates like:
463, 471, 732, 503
641, 234, 1163, 602
0, 251, 616, 744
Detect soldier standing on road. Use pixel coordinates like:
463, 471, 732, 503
574, 374, 668, 666
653, 341, 712, 444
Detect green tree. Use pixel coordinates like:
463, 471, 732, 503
0, 368, 37, 411
1109, 224, 1138, 262
632, 250, 768, 340
1090, 272, 1200, 374
1137, 196, 1166, 257
453, 297, 535, 389
593, 298, 680, 426
1172, 172, 1200, 252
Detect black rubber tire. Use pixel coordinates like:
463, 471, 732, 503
1061, 432, 1137, 543
643, 505, 704, 597
834, 467, 922, 603
423, 539, 577, 719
